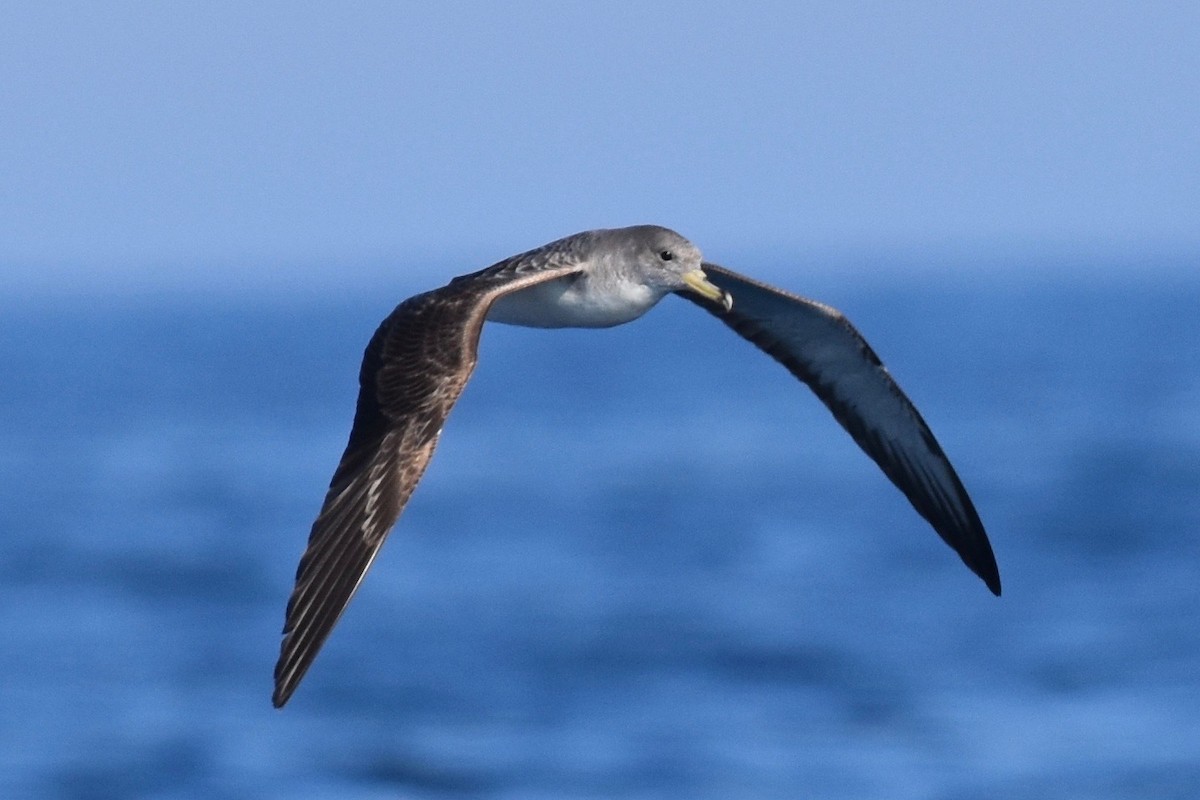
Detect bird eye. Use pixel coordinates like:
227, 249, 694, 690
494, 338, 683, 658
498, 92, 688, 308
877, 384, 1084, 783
659, 250, 674, 261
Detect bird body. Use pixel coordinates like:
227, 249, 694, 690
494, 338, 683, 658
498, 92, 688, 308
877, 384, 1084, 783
483, 225, 708, 328
272, 225, 1000, 708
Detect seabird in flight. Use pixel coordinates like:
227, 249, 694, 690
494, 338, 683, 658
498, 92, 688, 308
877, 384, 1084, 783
273, 225, 1000, 707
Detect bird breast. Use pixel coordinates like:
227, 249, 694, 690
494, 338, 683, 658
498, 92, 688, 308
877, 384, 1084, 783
486, 272, 664, 329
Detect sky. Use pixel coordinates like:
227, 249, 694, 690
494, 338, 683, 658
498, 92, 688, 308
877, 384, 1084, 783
2, 2, 1198, 294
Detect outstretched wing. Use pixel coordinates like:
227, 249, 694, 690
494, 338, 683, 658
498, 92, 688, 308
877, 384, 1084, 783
675, 263, 1000, 595
274, 263, 583, 707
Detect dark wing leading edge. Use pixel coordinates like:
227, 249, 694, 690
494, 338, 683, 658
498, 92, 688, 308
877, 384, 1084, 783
675, 263, 1000, 596
273, 263, 584, 707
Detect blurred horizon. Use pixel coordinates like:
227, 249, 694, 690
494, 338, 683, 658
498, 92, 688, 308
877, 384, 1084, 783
6, 237, 1197, 305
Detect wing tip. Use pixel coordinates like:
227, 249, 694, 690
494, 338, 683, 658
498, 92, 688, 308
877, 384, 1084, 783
272, 659, 300, 708
968, 548, 1002, 597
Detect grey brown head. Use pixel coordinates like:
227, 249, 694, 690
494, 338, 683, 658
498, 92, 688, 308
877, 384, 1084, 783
610, 224, 703, 285
590, 225, 730, 309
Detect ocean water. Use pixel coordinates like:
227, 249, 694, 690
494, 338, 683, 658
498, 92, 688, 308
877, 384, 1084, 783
1, 269, 1198, 799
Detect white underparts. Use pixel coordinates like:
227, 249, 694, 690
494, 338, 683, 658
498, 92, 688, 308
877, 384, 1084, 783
486, 272, 666, 329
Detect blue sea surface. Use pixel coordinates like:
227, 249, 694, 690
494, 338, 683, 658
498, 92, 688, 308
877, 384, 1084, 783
2, 268, 1198, 798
